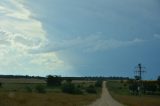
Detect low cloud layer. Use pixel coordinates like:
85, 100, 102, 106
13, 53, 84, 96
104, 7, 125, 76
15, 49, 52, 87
39, 35, 145, 53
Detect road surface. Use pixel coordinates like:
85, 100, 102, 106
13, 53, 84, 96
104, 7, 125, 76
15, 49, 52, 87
88, 81, 124, 106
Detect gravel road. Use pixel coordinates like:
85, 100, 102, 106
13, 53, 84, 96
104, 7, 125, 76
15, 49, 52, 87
88, 81, 124, 106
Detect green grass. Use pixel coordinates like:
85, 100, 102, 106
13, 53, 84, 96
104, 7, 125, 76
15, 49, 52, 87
107, 80, 160, 106
107, 80, 130, 95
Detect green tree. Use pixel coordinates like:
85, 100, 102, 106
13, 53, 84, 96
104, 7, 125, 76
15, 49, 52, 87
157, 76, 160, 91
157, 76, 160, 81
46, 75, 62, 86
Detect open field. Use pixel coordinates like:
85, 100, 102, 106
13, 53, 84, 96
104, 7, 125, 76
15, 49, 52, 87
0, 78, 46, 83
0, 78, 101, 106
107, 81, 160, 106
0, 92, 99, 106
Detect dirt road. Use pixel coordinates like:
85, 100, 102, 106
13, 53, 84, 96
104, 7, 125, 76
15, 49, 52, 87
88, 81, 124, 106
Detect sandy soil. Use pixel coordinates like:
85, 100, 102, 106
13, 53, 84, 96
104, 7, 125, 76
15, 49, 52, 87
88, 81, 124, 106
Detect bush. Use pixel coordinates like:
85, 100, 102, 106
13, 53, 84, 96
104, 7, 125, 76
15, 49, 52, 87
86, 85, 97, 94
62, 83, 82, 94
120, 80, 124, 83
35, 85, 46, 93
143, 82, 157, 93
0, 82, 2, 87
157, 76, 160, 81
95, 80, 103, 87
123, 83, 127, 87
26, 86, 32, 92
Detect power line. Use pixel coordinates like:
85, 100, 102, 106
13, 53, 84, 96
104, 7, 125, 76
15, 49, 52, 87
135, 63, 146, 80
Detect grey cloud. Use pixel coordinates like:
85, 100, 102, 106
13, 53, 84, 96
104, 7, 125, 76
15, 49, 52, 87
31, 35, 145, 53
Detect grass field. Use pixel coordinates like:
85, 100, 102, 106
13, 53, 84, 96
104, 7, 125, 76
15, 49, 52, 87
107, 81, 160, 106
0, 78, 46, 83
0, 78, 101, 106
0, 92, 99, 106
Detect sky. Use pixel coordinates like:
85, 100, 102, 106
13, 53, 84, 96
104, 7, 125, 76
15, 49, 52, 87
0, 0, 160, 79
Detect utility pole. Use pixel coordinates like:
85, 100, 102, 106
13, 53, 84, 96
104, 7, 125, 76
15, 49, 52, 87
135, 63, 145, 80
134, 63, 146, 95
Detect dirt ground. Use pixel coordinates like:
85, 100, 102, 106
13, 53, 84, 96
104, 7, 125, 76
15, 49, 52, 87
88, 81, 124, 106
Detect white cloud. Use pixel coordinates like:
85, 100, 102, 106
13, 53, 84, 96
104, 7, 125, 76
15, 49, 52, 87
30, 52, 65, 70
0, 0, 30, 20
0, 0, 69, 75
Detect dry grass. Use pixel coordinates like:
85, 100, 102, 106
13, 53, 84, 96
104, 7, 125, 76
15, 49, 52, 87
0, 92, 99, 106
0, 79, 101, 106
113, 95, 160, 106
0, 78, 46, 83
107, 81, 160, 106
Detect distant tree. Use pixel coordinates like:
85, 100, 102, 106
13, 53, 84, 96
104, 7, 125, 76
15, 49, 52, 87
157, 76, 160, 81
157, 76, 160, 91
66, 78, 72, 83
0, 82, 2, 87
46, 75, 62, 86
135, 76, 140, 80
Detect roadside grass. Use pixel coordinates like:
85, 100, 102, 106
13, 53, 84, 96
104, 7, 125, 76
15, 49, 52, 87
107, 80, 160, 106
107, 80, 130, 95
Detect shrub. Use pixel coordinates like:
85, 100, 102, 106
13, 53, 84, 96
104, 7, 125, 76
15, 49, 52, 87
26, 86, 32, 92
120, 80, 124, 83
62, 83, 82, 94
157, 76, 160, 81
0, 82, 2, 87
77, 84, 82, 88
123, 83, 127, 87
143, 82, 157, 94
95, 80, 103, 87
35, 85, 46, 93
86, 85, 97, 94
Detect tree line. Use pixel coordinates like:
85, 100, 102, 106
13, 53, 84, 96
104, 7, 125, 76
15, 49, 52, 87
0, 75, 129, 81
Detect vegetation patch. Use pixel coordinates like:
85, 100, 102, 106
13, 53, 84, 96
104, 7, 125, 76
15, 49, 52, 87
0, 77, 102, 106
62, 83, 82, 94
107, 80, 160, 106
35, 84, 46, 93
